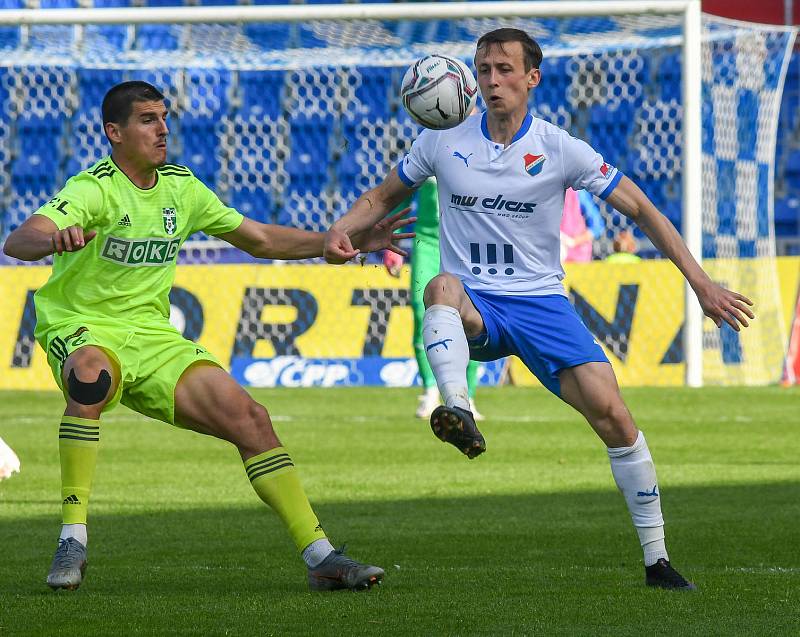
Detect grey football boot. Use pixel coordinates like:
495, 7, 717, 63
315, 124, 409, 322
46, 538, 87, 591
308, 546, 384, 591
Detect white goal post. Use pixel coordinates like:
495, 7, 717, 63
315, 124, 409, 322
0, 1, 788, 389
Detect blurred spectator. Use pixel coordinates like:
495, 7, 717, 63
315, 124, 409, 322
560, 188, 604, 262
605, 230, 642, 263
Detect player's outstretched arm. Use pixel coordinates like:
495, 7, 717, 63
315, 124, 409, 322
3, 214, 96, 261
216, 211, 415, 261
606, 176, 755, 331
324, 167, 415, 264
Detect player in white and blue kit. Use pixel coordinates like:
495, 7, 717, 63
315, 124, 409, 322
325, 28, 754, 591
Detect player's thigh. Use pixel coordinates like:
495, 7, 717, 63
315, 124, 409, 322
173, 363, 277, 446
559, 362, 637, 446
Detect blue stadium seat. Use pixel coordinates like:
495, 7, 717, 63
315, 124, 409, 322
185, 67, 231, 116
0, 0, 21, 49
775, 196, 800, 237
388, 19, 451, 45
352, 65, 395, 118
238, 70, 285, 119
657, 52, 682, 101
228, 188, 273, 224
67, 96, 111, 176
84, 2, 131, 50
39, 0, 78, 6
563, 16, 619, 35
786, 149, 800, 179
196, 0, 239, 4
587, 102, 636, 168
77, 68, 125, 111
286, 114, 332, 193
15, 116, 64, 175
135, 24, 181, 50
535, 56, 570, 111
178, 116, 221, 189
244, 22, 292, 50
244, 2, 292, 49
85, 24, 130, 51
337, 114, 389, 194
276, 190, 332, 232
8, 173, 59, 216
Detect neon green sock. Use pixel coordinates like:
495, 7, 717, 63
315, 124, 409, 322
244, 447, 327, 551
59, 416, 100, 525
466, 360, 479, 398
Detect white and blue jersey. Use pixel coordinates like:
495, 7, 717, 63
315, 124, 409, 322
397, 112, 622, 296
398, 112, 622, 394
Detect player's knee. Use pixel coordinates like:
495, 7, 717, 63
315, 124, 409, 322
423, 273, 462, 307
66, 368, 112, 406
237, 400, 274, 437
594, 400, 636, 444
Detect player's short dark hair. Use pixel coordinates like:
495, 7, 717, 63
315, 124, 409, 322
101, 81, 165, 126
476, 28, 543, 71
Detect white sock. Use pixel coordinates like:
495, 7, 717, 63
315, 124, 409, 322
59, 523, 87, 546
422, 386, 439, 400
302, 538, 335, 568
422, 305, 470, 410
607, 431, 668, 567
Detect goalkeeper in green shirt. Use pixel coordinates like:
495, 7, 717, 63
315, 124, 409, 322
383, 178, 482, 420
3, 81, 413, 592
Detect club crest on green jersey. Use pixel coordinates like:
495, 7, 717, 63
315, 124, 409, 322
162, 207, 177, 235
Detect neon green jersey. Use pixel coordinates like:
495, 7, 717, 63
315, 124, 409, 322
33, 158, 243, 339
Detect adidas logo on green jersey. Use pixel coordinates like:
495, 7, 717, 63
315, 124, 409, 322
100, 235, 181, 266
118, 214, 132, 227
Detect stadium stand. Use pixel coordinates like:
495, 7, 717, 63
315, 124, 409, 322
0, 1, 795, 258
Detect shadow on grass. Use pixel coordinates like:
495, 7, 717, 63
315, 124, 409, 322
1, 482, 798, 636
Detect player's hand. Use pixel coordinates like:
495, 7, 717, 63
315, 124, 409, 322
51, 225, 97, 256
383, 249, 404, 277
354, 208, 416, 257
323, 227, 360, 264
695, 281, 755, 331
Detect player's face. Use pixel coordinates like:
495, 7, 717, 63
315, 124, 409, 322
110, 100, 169, 168
475, 42, 540, 117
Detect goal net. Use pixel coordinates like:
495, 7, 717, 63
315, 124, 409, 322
0, 3, 795, 389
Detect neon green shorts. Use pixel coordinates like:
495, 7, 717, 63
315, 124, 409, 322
41, 320, 221, 425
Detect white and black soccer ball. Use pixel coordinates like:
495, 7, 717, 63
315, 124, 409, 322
400, 55, 478, 130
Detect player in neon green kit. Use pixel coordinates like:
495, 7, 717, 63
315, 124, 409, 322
3, 81, 413, 592
385, 178, 482, 419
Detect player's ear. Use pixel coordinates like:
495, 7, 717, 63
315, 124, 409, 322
527, 68, 541, 90
104, 121, 121, 144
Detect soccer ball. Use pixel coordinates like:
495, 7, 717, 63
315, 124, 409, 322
400, 55, 478, 130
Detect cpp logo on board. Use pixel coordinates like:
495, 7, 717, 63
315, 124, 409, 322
241, 357, 352, 387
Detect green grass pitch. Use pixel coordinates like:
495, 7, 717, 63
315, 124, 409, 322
1, 386, 798, 636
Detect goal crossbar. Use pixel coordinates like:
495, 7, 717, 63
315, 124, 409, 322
0, 1, 695, 26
